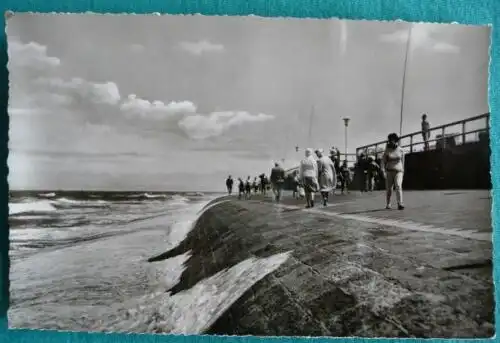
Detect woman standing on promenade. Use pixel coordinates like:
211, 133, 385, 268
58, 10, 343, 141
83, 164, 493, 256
299, 148, 319, 208
315, 149, 337, 206
381, 133, 405, 210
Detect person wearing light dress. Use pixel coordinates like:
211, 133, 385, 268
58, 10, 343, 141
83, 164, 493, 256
315, 148, 337, 206
381, 133, 405, 210
299, 148, 319, 208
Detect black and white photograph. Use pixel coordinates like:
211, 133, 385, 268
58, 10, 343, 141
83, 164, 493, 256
7, 13, 493, 337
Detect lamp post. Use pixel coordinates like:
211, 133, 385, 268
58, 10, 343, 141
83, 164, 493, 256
399, 23, 413, 137
342, 117, 350, 161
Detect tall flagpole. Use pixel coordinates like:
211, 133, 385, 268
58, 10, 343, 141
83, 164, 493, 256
399, 24, 413, 137
307, 105, 315, 147
342, 117, 350, 159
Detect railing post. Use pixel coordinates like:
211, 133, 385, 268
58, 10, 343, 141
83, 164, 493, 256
462, 121, 466, 145
409, 135, 413, 153
442, 127, 446, 149
486, 115, 490, 130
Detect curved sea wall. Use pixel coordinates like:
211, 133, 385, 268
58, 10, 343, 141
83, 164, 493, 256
148, 198, 493, 337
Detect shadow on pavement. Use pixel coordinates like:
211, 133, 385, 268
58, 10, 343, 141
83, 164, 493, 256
340, 208, 389, 215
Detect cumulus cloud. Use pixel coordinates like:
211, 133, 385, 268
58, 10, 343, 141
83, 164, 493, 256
9, 36, 122, 113
33, 77, 121, 105
178, 111, 275, 140
379, 24, 460, 53
9, 37, 272, 141
8, 38, 61, 72
120, 94, 197, 117
179, 40, 225, 55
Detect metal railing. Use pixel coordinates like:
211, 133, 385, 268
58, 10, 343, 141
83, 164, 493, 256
339, 153, 358, 165
356, 113, 490, 157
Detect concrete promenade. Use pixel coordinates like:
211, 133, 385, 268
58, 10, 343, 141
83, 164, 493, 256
149, 190, 493, 338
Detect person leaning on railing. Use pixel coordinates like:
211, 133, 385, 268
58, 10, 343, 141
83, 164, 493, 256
421, 114, 431, 151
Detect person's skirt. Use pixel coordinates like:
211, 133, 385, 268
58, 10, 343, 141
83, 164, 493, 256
303, 176, 318, 193
318, 172, 336, 192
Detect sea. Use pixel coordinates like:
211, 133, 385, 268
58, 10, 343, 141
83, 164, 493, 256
8, 191, 290, 334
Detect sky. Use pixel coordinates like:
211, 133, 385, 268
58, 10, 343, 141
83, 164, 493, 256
7, 14, 490, 191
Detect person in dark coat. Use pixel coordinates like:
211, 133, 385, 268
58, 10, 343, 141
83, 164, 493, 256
225, 175, 234, 195
238, 178, 245, 200
270, 162, 286, 202
245, 176, 252, 199
340, 160, 351, 194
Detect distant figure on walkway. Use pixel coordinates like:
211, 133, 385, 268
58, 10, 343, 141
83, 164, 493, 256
340, 160, 351, 194
382, 133, 405, 210
238, 178, 245, 200
270, 162, 286, 202
315, 149, 336, 206
253, 177, 259, 193
292, 170, 301, 199
245, 176, 252, 199
366, 156, 380, 192
299, 148, 319, 208
258, 174, 266, 195
226, 175, 234, 195
329, 147, 341, 171
421, 113, 431, 151
263, 175, 270, 194
356, 153, 369, 192
330, 147, 342, 192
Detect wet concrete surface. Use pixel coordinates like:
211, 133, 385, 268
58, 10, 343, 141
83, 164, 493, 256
148, 190, 494, 337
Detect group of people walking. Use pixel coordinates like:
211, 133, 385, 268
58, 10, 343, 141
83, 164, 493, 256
296, 148, 344, 208
225, 131, 406, 210
225, 174, 272, 200
225, 162, 288, 202
355, 154, 383, 192
297, 132, 405, 210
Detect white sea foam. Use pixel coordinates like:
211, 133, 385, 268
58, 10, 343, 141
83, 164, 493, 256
111, 251, 292, 334
10, 215, 47, 221
144, 193, 167, 199
164, 197, 228, 249
56, 198, 108, 206
9, 228, 49, 241
38, 192, 56, 198
168, 194, 190, 205
9, 200, 57, 215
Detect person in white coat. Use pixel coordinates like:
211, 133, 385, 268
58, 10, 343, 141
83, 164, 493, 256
315, 148, 336, 206
299, 148, 319, 208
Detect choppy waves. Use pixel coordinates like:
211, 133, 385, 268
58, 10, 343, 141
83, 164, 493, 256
9, 193, 194, 216
11, 191, 275, 334
8, 191, 292, 335
8, 192, 200, 255
9, 200, 57, 216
